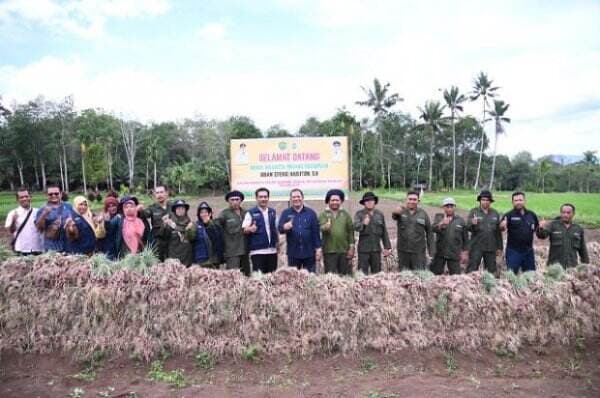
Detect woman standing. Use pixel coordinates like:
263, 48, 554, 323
65, 196, 98, 256
105, 196, 150, 258
161, 199, 194, 266
187, 201, 224, 268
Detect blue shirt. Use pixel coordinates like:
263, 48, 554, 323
278, 206, 321, 259
65, 215, 96, 255
34, 202, 74, 252
504, 208, 539, 253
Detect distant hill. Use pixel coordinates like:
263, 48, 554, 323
546, 154, 584, 165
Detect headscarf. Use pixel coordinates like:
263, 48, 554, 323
73, 196, 95, 230
104, 196, 119, 212
121, 197, 145, 254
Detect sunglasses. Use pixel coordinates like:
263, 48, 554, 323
48, 192, 60, 196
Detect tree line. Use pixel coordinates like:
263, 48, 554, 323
0, 71, 598, 195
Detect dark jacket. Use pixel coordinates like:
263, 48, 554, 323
160, 214, 194, 266
278, 206, 322, 259
503, 208, 539, 252
97, 214, 119, 260
247, 206, 278, 251
187, 220, 225, 266
353, 208, 391, 253
392, 207, 433, 255
432, 213, 468, 260
467, 207, 503, 252
65, 215, 96, 255
215, 207, 248, 258
537, 219, 589, 268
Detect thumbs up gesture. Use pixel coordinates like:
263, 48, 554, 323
363, 213, 371, 225
500, 218, 507, 231
539, 218, 548, 230
442, 214, 451, 225
323, 215, 332, 231
247, 219, 258, 233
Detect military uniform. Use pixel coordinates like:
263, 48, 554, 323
319, 208, 354, 275
216, 207, 250, 275
430, 214, 468, 275
537, 220, 589, 268
354, 208, 391, 274
160, 215, 194, 266
392, 208, 432, 270
466, 207, 503, 273
141, 201, 172, 261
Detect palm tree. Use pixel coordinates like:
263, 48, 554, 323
487, 100, 510, 190
356, 78, 403, 187
443, 86, 467, 191
470, 72, 499, 189
538, 158, 552, 193
417, 101, 447, 190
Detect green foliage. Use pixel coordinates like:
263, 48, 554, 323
195, 351, 216, 370
481, 272, 497, 293
444, 351, 458, 374
544, 264, 565, 283
414, 269, 435, 282
90, 247, 158, 277
505, 271, 538, 291
68, 387, 86, 398
434, 292, 449, 317
147, 361, 186, 388
242, 344, 261, 361
0, 242, 13, 263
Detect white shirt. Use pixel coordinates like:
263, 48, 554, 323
242, 207, 277, 255
5, 206, 44, 253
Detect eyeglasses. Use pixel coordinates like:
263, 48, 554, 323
47, 192, 60, 196
18, 195, 30, 199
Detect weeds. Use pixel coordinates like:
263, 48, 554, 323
68, 387, 85, 398
242, 345, 261, 362
195, 351, 216, 370
434, 292, 449, 317
481, 272, 496, 293
444, 351, 458, 375
147, 361, 186, 388
360, 358, 377, 373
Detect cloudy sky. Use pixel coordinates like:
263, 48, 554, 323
1, 0, 599, 157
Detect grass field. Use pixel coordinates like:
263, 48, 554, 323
372, 189, 600, 228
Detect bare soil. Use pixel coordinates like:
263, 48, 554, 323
1, 341, 599, 398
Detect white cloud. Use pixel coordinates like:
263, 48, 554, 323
196, 22, 227, 41
0, 0, 171, 39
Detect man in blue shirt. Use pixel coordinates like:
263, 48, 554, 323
35, 184, 74, 252
278, 188, 322, 272
502, 191, 539, 273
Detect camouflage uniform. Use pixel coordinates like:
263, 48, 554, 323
537, 220, 589, 268
392, 208, 432, 270
430, 214, 468, 275
353, 208, 391, 274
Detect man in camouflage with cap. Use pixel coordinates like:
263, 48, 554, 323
216, 190, 250, 275
353, 191, 392, 274
140, 185, 172, 261
466, 190, 503, 274
392, 191, 433, 270
537, 203, 589, 268
431, 197, 468, 275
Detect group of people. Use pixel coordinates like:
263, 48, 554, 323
5, 185, 590, 276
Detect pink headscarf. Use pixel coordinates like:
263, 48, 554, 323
121, 198, 145, 254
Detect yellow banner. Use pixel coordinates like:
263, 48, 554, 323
230, 137, 349, 201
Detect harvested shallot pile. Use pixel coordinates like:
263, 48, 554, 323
0, 247, 599, 362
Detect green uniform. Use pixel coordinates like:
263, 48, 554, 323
430, 213, 468, 275
160, 214, 193, 266
216, 207, 250, 275
141, 201, 172, 261
537, 220, 589, 268
392, 207, 432, 270
319, 208, 354, 275
353, 208, 391, 274
466, 207, 503, 273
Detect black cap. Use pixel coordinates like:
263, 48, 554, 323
197, 201, 212, 213
325, 189, 345, 204
118, 195, 139, 213
171, 199, 190, 212
225, 190, 245, 201
477, 190, 494, 202
359, 191, 378, 205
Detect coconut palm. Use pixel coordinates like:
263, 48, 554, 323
487, 100, 510, 190
356, 78, 403, 187
470, 72, 499, 189
417, 101, 447, 190
443, 86, 467, 190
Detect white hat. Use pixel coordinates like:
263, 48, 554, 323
442, 197, 456, 206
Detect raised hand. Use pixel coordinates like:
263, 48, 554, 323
247, 219, 258, 233
323, 216, 332, 231
500, 218, 507, 230
283, 218, 294, 231
539, 218, 548, 229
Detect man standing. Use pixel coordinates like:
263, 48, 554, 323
503, 191, 539, 273
431, 198, 468, 275
5, 188, 43, 255
353, 192, 391, 274
216, 190, 250, 275
140, 185, 172, 261
243, 187, 278, 274
278, 188, 322, 273
537, 203, 589, 268
319, 189, 354, 275
392, 191, 433, 270
35, 184, 74, 252
466, 190, 503, 274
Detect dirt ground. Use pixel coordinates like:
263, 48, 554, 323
1, 341, 599, 398
1, 196, 599, 397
